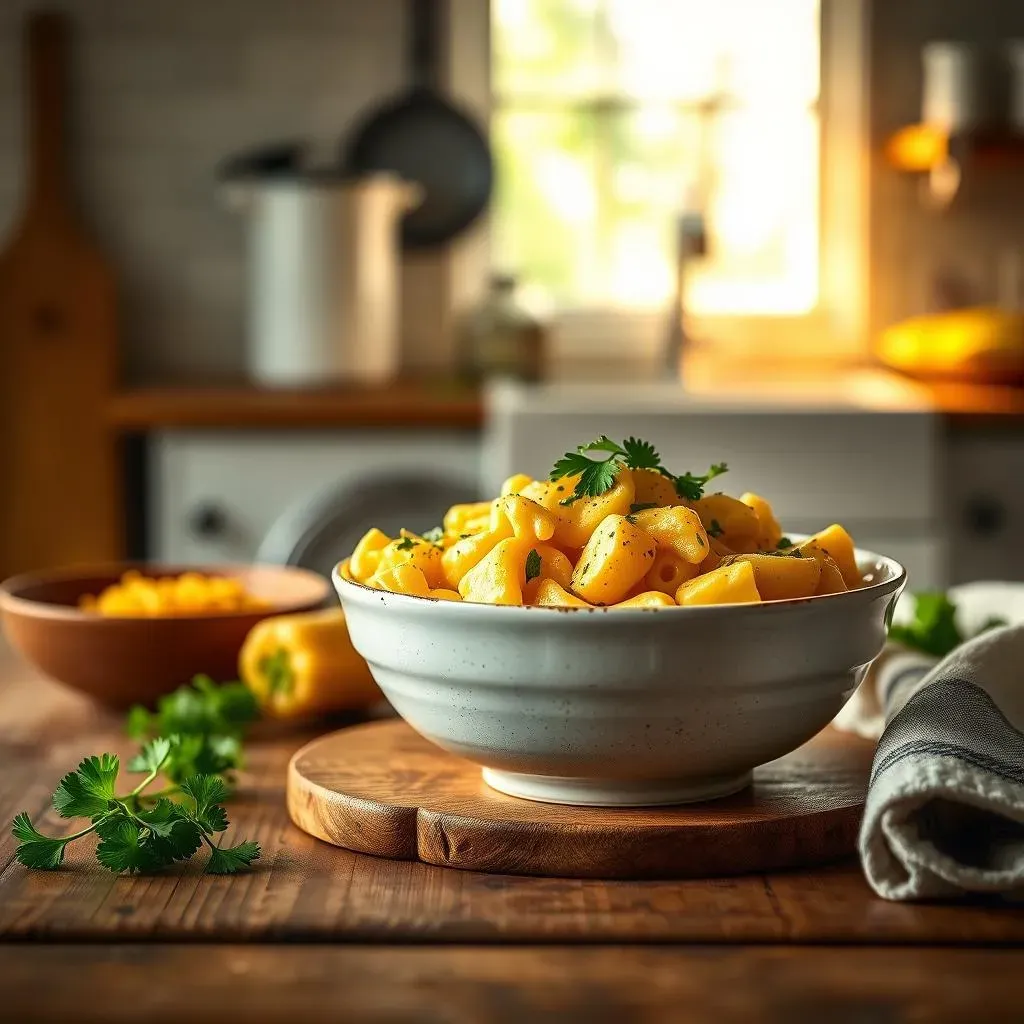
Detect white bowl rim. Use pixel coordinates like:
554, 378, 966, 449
334, 545, 906, 620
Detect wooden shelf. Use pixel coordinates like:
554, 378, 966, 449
106, 379, 484, 430
102, 368, 1024, 434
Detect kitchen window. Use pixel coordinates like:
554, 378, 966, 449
485, 0, 868, 361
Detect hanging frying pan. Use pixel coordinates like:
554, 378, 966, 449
343, 0, 493, 250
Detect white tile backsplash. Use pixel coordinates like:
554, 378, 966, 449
0, 0, 406, 382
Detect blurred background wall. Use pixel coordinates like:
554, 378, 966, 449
0, 0, 406, 382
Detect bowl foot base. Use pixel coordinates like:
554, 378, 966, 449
481, 767, 753, 807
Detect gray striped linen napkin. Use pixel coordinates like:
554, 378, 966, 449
833, 583, 1024, 900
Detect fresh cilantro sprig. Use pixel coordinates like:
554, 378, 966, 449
888, 592, 1007, 659
126, 675, 258, 785
672, 463, 728, 502
12, 738, 260, 875
549, 436, 727, 506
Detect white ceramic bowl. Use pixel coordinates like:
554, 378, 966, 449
333, 548, 905, 807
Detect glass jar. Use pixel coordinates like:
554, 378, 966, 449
458, 274, 545, 383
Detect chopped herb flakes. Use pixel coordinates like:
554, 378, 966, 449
525, 549, 542, 584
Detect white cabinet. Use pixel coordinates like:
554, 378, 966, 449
150, 430, 480, 575
484, 381, 946, 589
946, 430, 1024, 584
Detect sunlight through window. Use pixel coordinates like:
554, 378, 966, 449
491, 0, 820, 315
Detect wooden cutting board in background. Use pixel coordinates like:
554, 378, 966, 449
0, 12, 121, 580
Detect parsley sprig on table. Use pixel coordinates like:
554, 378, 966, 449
12, 738, 260, 874
13, 676, 261, 875
550, 436, 727, 506
888, 592, 1006, 659
126, 674, 258, 785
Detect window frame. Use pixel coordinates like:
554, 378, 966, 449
446, 0, 869, 366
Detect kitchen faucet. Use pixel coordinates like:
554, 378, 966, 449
662, 209, 707, 381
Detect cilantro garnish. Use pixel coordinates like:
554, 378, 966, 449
525, 548, 542, 583
395, 537, 417, 551
888, 591, 1007, 659
126, 675, 258, 785
11, 742, 259, 875
14, 676, 262, 875
777, 536, 793, 549
672, 463, 728, 502
549, 436, 727, 506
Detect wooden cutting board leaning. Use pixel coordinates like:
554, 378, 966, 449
0, 13, 121, 580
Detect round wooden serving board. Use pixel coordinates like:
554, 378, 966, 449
287, 720, 874, 879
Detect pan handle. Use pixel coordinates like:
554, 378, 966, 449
409, 0, 443, 90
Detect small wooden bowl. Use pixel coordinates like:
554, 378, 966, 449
0, 563, 330, 708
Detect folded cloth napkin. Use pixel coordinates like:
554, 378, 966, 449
836, 583, 1024, 899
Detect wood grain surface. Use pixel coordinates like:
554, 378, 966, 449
287, 720, 871, 879
1, 642, 1023, 948
7, 944, 1024, 1024
0, 13, 121, 579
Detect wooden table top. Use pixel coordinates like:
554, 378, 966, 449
2, 641, 1022, 1023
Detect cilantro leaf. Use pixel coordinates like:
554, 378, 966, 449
550, 449, 623, 506
135, 798, 183, 839
181, 773, 230, 813
181, 774, 231, 832
673, 462, 728, 501
777, 536, 793, 549
573, 459, 621, 502
137, 800, 204, 861
206, 840, 261, 875
525, 549, 542, 584
95, 815, 166, 874
396, 537, 416, 550
127, 736, 173, 776
125, 704, 153, 740
622, 437, 660, 471
138, 675, 258, 739
11, 812, 68, 870
886, 591, 1007, 659
160, 734, 244, 786
52, 754, 120, 819
579, 435, 627, 456
128, 676, 257, 785
550, 437, 728, 508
